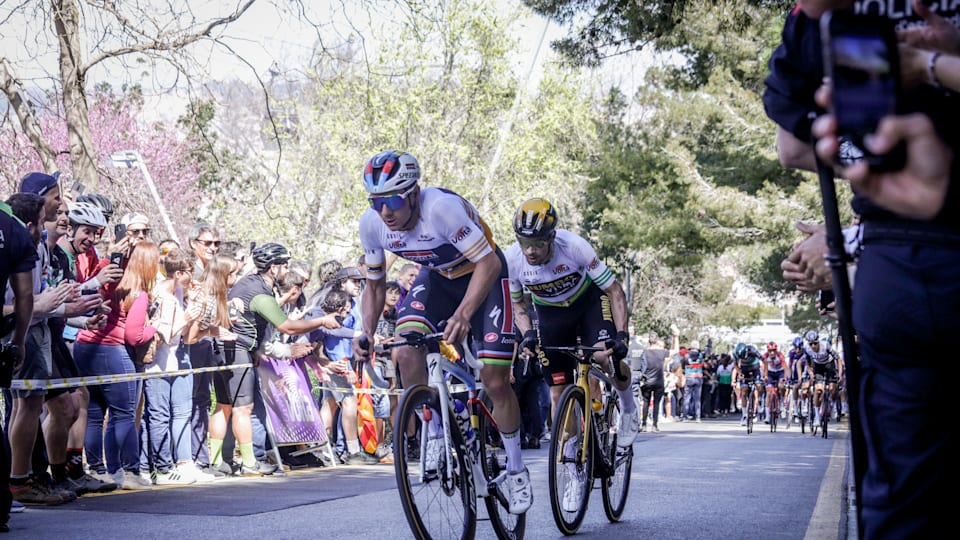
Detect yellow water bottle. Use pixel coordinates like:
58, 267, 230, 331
592, 399, 602, 412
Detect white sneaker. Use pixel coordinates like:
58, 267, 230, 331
423, 437, 444, 474
185, 463, 218, 483
116, 470, 152, 491
154, 468, 195, 486
562, 470, 585, 513
505, 468, 533, 514
617, 408, 640, 447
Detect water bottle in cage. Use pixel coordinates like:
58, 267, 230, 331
454, 398, 475, 444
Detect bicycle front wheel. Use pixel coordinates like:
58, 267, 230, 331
476, 391, 525, 540
548, 385, 592, 535
394, 384, 476, 540
600, 392, 632, 522
746, 392, 755, 435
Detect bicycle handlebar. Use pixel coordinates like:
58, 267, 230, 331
540, 343, 628, 382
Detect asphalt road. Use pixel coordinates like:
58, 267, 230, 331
4, 414, 853, 539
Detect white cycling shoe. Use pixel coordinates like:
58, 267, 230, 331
505, 468, 533, 514
562, 470, 585, 513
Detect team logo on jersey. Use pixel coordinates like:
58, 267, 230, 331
410, 301, 425, 311
403, 251, 437, 262
411, 284, 426, 299
553, 263, 570, 274
417, 234, 435, 242
551, 372, 566, 385
588, 257, 600, 270
597, 328, 610, 341
488, 305, 502, 328
389, 240, 407, 250
484, 332, 498, 343
452, 226, 472, 244
387, 232, 404, 240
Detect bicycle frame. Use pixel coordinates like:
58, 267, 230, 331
552, 346, 617, 475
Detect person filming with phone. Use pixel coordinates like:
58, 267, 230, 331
765, 1, 960, 537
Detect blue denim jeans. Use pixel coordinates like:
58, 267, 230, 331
74, 342, 141, 474
140, 346, 194, 473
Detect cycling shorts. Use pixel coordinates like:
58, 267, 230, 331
395, 248, 515, 366
534, 284, 616, 387
812, 361, 836, 382
765, 370, 785, 387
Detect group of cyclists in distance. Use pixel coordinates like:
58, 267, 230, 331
732, 331, 844, 432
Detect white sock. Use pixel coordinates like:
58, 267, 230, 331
346, 439, 361, 454
501, 428, 524, 473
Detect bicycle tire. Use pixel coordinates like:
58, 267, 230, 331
769, 393, 778, 433
746, 387, 755, 435
799, 392, 807, 434
809, 392, 819, 437
600, 392, 631, 522
476, 391, 526, 540
548, 384, 592, 535
820, 395, 829, 439
393, 384, 476, 540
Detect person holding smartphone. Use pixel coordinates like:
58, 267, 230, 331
765, 1, 960, 537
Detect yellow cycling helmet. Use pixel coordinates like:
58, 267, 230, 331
513, 198, 558, 239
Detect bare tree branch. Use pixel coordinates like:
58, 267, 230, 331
0, 57, 59, 172
81, 0, 257, 75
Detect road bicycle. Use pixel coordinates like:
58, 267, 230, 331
378, 332, 525, 540
543, 341, 633, 535
768, 383, 780, 433
810, 373, 832, 439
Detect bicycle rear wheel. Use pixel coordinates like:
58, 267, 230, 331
393, 384, 476, 540
599, 392, 632, 522
476, 391, 525, 540
548, 385, 592, 535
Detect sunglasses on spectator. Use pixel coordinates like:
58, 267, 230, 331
196, 239, 221, 247
128, 227, 150, 236
516, 237, 550, 249
369, 186, 415, 212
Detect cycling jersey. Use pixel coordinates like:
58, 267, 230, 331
228, 273, 288, 352
505, 229, 615, 307
738, 355, 761, 378
802, 340, 837, 366
788, 348, 806, 381
360, 187, 495, 281
762, 350, 786, 372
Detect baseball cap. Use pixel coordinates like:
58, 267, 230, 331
19, 172, 59, 196
335, 267, 365, 281
120, 212, 150, 227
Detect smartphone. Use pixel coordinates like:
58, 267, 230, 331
820, 10, 905, 172
114, 223, 127, 239
818, 289, 836, 313
109, 252, 124, 266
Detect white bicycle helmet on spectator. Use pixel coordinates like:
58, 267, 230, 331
68, 201, 108, 229
363, 150, 420, 195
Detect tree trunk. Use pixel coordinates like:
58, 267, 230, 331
54, 0, 99, 190
0, 59, 58, 173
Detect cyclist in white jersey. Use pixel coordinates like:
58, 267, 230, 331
353, 150, 532, 514
800, 330, 842, 425
505, 199, 639, 449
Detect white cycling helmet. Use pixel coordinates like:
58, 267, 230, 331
68, 201, 108, 229
362, 150, 420, 195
